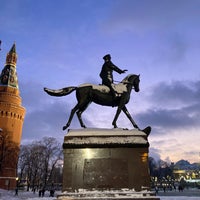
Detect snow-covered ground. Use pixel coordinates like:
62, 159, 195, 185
0, 189, 199, 200
160, 198, 199, 200
0, 189, 57, 200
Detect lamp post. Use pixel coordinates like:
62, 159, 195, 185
15, 177, 19, 195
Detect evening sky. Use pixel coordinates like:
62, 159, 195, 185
0, 0, 200, 163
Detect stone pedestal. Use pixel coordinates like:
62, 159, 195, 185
59, 128, 159, 200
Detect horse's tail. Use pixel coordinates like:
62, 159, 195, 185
44, 86, 77, 97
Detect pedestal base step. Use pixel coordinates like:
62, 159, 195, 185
57, 189, 160, 200
58, 197, 160, 200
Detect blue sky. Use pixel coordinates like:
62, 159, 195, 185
0, 0, 200, 163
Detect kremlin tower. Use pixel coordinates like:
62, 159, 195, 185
0, 44, 26, 189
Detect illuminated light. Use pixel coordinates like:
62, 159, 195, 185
141, 152, 148, 162
84, 148, 93, 159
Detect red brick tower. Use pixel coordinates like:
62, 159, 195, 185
0, 44, 26, 190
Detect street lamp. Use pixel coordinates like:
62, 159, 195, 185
15, 177, 19, 195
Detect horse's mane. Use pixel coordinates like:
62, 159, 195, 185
121, 74, 136, 83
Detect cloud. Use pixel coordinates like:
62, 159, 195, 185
149, 147, 161, 162
134, 79, 200, 163
134, 79, 200, 133
149, 127, 200, 163
148, 81, 197, 107
101, 0, 200, 77
104, 0, 200, 34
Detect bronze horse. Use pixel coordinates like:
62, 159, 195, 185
44, 74, 140, 130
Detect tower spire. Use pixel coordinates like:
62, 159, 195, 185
0, 43, 18, 88
6, 43, 17, 67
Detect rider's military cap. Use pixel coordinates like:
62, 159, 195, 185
103, 54, 111, 60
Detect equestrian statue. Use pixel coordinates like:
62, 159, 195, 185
44, 54, 150, 134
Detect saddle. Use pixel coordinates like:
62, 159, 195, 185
79, 83, 126, 95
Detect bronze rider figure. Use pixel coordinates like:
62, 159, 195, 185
99, 54, 127, 98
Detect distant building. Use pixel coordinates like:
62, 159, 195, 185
173, 169, 186, 181
0, 44, 26, 190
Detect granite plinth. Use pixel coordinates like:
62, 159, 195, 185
62, 128, 152, 193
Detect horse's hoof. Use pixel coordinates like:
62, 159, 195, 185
141, 126, 151, 136
63, 126, 67, 131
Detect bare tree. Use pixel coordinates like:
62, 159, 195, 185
18, 137, 63, 190
0, 130, 19, 174
38, 137, 63, 187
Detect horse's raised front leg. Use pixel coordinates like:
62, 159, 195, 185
122, 106, 139, 129
63, 104, 79, 130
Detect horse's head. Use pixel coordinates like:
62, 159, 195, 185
122, 74, 140, 92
